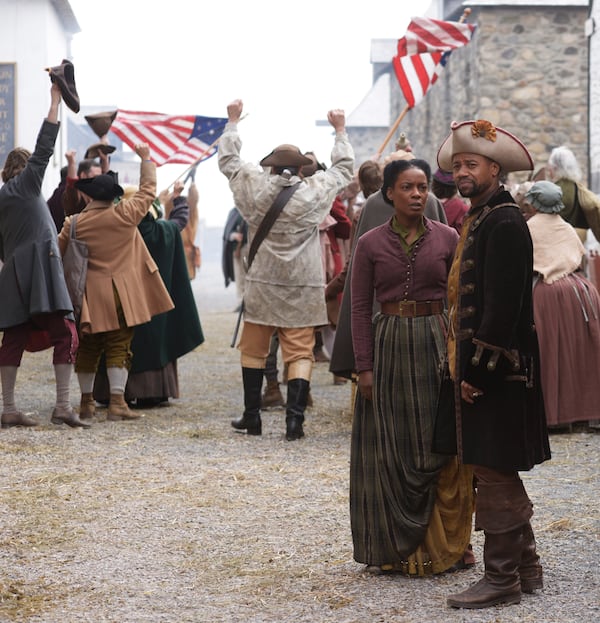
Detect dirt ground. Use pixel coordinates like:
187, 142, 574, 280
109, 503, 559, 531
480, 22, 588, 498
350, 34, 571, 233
0, 310, 598, 623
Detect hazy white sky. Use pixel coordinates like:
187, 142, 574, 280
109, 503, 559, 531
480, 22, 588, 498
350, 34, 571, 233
67, 0, 432, 226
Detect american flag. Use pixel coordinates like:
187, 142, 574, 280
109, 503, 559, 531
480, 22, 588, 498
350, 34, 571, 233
393, 17, 476, 109
110, 110, 229, 166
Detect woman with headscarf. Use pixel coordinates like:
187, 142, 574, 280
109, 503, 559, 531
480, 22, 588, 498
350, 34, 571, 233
525, 180, 600, 429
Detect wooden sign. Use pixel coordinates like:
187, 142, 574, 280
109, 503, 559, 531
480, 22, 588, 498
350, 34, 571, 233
0, 63, 16, 166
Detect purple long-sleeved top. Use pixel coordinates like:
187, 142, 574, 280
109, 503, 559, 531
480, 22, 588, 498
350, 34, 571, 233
351, 217, 459, 372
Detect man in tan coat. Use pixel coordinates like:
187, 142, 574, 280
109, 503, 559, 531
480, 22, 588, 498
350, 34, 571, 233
58, 143, 174, 422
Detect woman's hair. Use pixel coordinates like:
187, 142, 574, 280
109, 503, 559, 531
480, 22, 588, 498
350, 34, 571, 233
1, 147, 31, 183
357, 160, 383, 199
381, 159, 430, 206
548, 146, 582, 183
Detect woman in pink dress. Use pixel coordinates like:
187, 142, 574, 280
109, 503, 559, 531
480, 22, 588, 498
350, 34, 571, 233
525, 181, 600, 429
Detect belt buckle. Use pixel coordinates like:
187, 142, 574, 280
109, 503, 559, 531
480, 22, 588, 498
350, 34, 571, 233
400, 300, 417, 317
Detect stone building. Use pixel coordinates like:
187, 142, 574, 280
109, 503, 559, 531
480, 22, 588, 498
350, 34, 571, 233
349, 0, 593, 188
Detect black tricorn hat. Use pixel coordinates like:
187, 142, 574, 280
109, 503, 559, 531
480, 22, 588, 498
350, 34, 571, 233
45, 59, 80, 113
85, 110, 117, 138
260, 144, 312, 168
85, 142, 117, 159
75, 174, 123, 201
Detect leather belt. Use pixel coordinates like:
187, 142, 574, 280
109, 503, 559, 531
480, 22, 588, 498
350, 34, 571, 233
380, 299, 445, 318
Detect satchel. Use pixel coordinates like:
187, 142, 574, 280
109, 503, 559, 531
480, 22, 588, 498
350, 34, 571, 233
230, 182, 301, 347
62, 214, 88, 321
431, 358, 458, 455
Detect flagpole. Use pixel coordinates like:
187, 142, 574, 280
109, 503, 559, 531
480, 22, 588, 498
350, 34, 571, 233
374, 106, 410, 160
166, 113, 249, 189
375, 8, 472, 160
166, 135, 222, 188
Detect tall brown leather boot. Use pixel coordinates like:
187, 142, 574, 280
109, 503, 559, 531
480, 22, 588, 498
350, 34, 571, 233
519, 522, 543, 593
447, 528, 523, 609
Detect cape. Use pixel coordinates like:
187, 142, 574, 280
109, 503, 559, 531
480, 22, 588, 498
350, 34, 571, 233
130, 214, 204, 373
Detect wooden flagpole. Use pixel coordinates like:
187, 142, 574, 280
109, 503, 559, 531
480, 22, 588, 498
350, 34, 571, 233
374, 106, 410, 160
375, 8, 472, 160
166, 134, 222, 188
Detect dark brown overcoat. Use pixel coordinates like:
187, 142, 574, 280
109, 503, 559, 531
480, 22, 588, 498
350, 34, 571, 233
451, 188, 551, 471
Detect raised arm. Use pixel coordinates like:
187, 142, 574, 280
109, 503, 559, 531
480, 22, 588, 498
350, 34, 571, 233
327, 109, 346, 134
47, 83, 62, 125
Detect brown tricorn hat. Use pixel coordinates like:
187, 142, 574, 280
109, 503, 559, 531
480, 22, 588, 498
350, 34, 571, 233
260, 144, 312, 168
85, 110, 117, 138
45, 59, 80, 113
437, 119, 534, 173
84, 143, 116, 159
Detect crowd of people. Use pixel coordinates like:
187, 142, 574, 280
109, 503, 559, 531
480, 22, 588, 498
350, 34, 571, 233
2, 72, 600, 611
0, 81, 203, 429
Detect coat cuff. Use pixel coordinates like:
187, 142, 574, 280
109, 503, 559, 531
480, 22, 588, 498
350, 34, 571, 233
463, 338, 521, 390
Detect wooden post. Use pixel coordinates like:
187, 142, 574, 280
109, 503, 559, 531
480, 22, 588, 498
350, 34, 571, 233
374, 105, 410, 160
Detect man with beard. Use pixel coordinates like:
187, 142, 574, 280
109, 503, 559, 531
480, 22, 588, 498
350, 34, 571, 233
437, 120, 551, 609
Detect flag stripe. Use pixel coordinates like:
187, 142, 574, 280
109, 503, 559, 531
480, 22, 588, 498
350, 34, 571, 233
393, 17, 475, 109
397, 17, 475, 56
393, 52, 444, 108
110, 110, 228, 166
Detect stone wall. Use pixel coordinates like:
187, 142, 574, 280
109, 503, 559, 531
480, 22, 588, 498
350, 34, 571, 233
390, 6, 589, 182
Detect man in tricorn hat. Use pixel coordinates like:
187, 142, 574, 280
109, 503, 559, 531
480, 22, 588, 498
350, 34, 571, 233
438, 120, 551, 609
218, 99, 354, 441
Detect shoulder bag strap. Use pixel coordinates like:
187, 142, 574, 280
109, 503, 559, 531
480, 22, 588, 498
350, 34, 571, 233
246, 182, 301, 270
69, 214, 78, 239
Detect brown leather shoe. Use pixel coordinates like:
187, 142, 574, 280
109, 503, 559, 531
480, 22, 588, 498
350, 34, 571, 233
108, 394, 140, 421
51, 406, 91, 429
306, 390, 313, 408
313, 347, 330, 363
447, 577, 521, 609
261, 379, 284, 408
1, 411, 39, 428
79, 393, 96, 419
